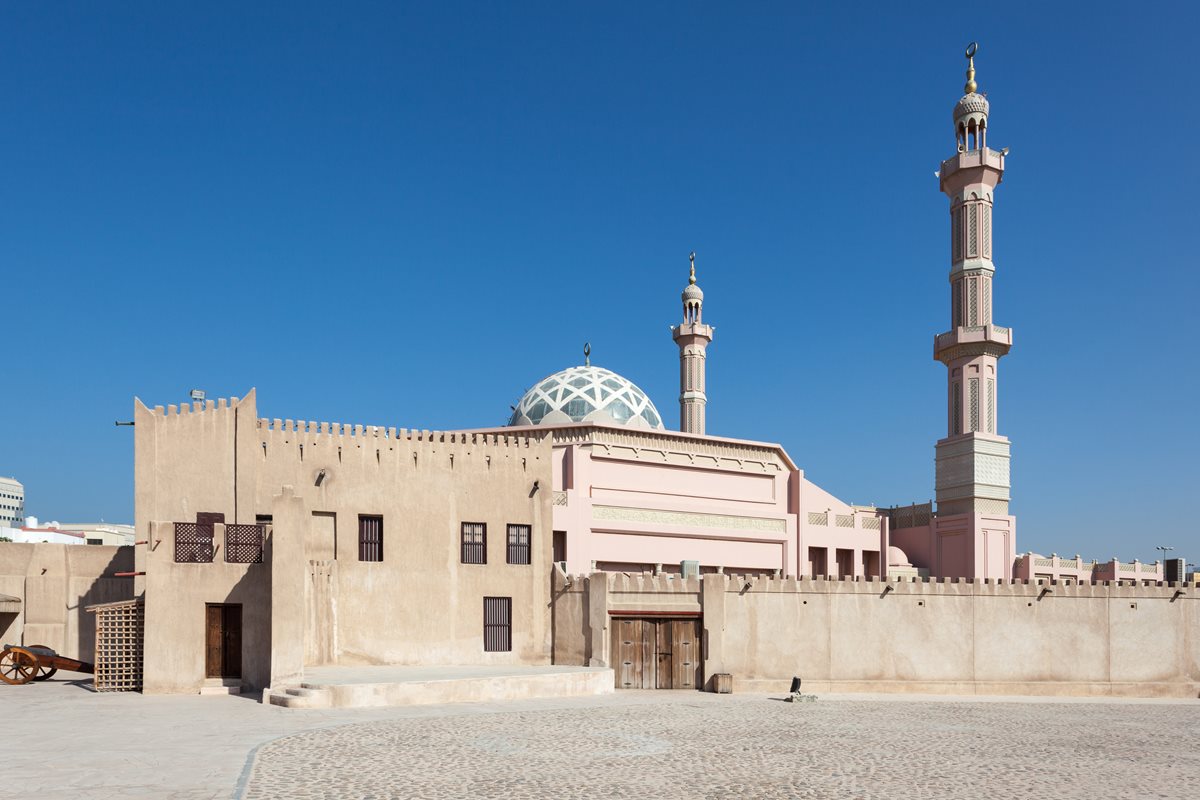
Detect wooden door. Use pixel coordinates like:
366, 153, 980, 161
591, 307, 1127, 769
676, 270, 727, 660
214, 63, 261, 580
655, 620, 673, 689
613, 619, 654, 689
205, 604, 242, 679
670, 619, 702, 690
612, 617, 702, 690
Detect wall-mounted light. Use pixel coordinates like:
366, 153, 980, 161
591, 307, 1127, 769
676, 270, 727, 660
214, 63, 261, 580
189, 389, 206, 402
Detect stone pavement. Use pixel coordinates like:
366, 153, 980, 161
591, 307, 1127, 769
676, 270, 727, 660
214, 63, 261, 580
4, 672, 1199, 799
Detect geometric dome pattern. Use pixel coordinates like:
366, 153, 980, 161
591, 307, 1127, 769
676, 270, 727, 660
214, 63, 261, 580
507, 365, 665, 430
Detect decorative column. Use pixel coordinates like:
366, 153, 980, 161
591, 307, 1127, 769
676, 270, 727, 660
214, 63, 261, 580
672, 252, 714, 435
934, 44, 1014, 516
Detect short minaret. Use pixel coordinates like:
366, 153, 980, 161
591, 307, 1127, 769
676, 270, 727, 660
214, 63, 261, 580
934, 44, 1014, 516
672, 252, 714, 435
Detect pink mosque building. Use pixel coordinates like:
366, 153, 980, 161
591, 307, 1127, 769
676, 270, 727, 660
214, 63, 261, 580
497, 46, 1164, 584
488, 50, 1030, 582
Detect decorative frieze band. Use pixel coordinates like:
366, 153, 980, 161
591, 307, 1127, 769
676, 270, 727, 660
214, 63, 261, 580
592, 504, 787, 533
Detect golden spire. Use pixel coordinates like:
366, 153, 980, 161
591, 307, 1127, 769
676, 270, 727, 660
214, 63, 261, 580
964, 41, 978, 94
688, 251, 697, 285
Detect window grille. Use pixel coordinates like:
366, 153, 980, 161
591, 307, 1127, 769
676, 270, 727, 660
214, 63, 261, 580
358, 515, 383, 562
969, 378, 980, 432
483, 596, 512, 652
225, 524, 264, 564
968, 278, 978, 326
952, 383, 962, 435
983, 205, 992, 258
952, 280, 963, 327
987, 378, 995, 433
506, 524, 531, 565
968, 203, 978, 256
462, 522, 487, 564
174, 522, 214, 563
952, 206, 962, 261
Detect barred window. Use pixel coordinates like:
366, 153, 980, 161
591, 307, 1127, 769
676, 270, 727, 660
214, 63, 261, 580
358, 515, 383, 562
507, 524, 531, 565
461, 522, 487, 564
483, 596, 512, 652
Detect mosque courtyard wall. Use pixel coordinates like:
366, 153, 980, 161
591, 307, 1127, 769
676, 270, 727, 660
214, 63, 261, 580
552, 568, 1200, 697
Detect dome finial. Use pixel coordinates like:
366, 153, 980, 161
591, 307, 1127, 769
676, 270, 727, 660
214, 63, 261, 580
689, 251, 697, 285
964, 41, 979, 94
583, 342, 591, 367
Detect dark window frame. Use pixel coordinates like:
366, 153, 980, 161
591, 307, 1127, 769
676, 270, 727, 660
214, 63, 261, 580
506, 523, 531, 565
358, 515, 383, 562
461, 522, 487, 564
483, 596, 512, 652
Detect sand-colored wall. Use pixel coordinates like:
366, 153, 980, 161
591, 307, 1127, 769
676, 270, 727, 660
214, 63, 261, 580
0, 543, 134, 663
141, 521, 273, 694
554, 571, 1200, 697
136, 391, 556, 693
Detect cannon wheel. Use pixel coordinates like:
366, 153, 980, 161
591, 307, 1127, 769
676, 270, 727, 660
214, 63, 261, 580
0, 647, 39, 685
28, 645, 57, 681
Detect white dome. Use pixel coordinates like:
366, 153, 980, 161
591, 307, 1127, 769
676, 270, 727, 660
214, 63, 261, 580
508, 365, 665, 430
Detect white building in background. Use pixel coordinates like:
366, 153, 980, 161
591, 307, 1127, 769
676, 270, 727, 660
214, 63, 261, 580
53, 522, 135, 546
1, 516, 134, 546
0, 477, 24, 528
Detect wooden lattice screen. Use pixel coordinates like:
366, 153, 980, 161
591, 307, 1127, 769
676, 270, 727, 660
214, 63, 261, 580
174, 522, 214, 563
89, 600, 144, 692
225, 524, 264, 563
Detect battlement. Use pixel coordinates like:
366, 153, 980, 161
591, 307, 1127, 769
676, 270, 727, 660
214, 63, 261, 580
564, 569, 1194, 600
138, 393, 249, 420
255, 417, 540, 449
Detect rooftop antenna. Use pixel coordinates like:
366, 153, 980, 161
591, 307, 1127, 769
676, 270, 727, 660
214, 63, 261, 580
583, 342, 591, 367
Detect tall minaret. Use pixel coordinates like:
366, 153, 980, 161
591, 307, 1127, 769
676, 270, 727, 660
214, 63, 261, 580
934, 44, 1014, 516
672, 252, 714, 435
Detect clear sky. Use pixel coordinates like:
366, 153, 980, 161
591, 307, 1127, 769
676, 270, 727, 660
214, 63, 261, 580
2, 2, 1196, 564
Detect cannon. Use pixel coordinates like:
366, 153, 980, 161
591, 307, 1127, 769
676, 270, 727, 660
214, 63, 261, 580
0, 644, 94, 686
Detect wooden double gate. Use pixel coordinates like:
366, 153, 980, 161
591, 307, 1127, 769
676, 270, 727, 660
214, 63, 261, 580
611, 617, 702, 690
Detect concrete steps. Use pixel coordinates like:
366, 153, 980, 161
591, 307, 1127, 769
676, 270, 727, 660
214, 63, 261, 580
264, 667, 614, 710
264, 685, 333, 708
199, 679, 242, 696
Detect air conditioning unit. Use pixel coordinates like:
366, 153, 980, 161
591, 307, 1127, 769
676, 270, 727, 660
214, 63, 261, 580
681, 560, 700, 579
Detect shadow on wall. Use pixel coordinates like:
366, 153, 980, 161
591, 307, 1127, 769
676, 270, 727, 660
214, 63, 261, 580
72, 549, 136, 663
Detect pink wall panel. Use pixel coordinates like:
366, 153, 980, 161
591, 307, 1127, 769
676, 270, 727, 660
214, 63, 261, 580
589, 457, 778, 505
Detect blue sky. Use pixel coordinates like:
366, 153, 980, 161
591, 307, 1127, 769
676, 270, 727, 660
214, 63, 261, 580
2, 2, 1196, 564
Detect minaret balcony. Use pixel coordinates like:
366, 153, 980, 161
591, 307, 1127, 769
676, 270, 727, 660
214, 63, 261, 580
933, 324, 1012, 359
672, 322, 714, 342
939, 148, 1006, 192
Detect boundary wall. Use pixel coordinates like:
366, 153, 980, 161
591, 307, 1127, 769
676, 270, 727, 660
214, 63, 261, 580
552, 569, 1200, 698
0, 542, 134, 663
